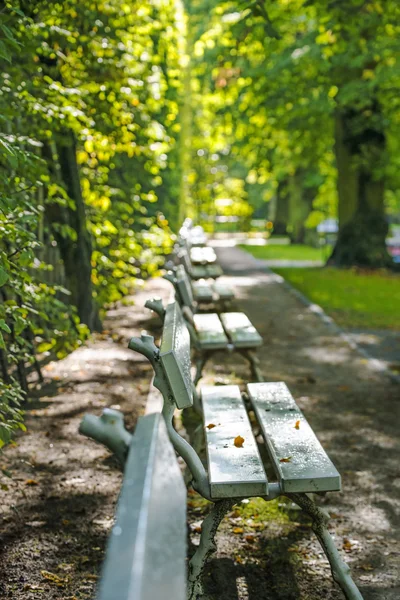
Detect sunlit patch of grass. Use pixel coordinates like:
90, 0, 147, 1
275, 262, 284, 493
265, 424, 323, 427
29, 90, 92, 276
274, 267, 400, 330
234, 497, 292, 524
240, 244, 324, 261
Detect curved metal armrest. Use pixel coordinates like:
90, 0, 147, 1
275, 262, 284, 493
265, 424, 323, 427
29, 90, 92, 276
79, 408, 132, 466
144, 297, 166, 321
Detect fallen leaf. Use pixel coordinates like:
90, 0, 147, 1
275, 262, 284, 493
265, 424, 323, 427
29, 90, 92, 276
342, 538, 353, 552
234, 435, 245, 448
206, 423, 216, 430
294, 420, 300, 430
233, 527, 243, 534
279, 457, 292, 463
245, 534, 256, 543
41, 570, 67, 586
359, 564, 374, 571
25, 479, 38, 486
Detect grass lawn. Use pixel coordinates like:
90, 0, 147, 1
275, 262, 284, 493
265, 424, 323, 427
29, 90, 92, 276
273, 267, 400, 330
240, 243, 324, 261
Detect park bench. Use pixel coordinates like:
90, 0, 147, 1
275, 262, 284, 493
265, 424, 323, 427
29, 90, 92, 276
177, 247, 223, 280
167, 264, 234, 308
124, 301, 364, 600
146, 294, 263, 384
79, 410, 187, 600
189, 245, 217, 266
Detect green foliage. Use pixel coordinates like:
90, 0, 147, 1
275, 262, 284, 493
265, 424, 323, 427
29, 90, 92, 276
185, 0, 400, 231
0, 0, 184, 446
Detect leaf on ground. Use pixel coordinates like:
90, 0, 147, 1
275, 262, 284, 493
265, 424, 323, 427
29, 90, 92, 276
41, 570, 68, 586
25, 479, 38, 486
206, 423, 216, 429
233, 527, 244, 534
279, 456, 292, 463
294, 420, 300, 429
234, 435, 245, 448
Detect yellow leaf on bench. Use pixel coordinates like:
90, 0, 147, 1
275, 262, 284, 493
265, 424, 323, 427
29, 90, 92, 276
234, 435, 245, 448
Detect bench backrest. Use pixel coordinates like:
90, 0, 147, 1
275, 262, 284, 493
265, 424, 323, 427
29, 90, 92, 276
159, 301, 193, 409
178, 247, 192, 273
98, 413, 187, 600
175, 264, 194, 308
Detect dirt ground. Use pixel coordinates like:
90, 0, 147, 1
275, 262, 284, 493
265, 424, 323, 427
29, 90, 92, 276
1, 247, 399, 600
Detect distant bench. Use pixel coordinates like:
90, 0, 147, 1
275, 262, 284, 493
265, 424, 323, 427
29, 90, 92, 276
167, 264, 234, 308
79, 411, 187, 600
147, 285, 263, 383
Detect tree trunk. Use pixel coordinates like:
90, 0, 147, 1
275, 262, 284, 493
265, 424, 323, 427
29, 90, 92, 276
273, 180, 289, 236
287, 172, 315, 244
44, 135, 101, 330
329, 107, 392, 269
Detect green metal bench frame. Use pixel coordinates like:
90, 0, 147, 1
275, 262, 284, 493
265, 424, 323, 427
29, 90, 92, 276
79, 411, 187, 600
125, 302, 363, 600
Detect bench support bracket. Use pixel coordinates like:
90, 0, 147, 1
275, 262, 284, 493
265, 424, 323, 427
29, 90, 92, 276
188, 499, 236, 600
288, 493, 364, 600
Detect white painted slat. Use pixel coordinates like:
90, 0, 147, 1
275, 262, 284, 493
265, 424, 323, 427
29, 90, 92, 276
193, 313, 228, 349
212, 281, 234, 300
202, 385, 268, 499
247, 382, 341, 493
160, 303, 193, 409
189, 265, 210, 280
190, 247, 217, 265
192, 280, 214, 303
206, 264, 223, 278
220, 312, 263, 348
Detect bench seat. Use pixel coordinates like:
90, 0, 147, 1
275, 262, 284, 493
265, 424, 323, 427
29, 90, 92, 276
190, 246, 217, 265
202, 385, 268, 499
201, 381, 341, 499
247, 382, 341, 493
220, 312, 263, 348
192, 280, 214, 303
193, 311, 261, 351
190, 264, 223, 280
193, 313, 229, 349
192, 280, 234, 304
212, 281, 234, 301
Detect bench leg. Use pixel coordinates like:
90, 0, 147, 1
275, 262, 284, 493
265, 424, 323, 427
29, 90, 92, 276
194, 352, 209, 385
188, 499, 235, 600
289, 492, 364, 600
240, 350, 264, 383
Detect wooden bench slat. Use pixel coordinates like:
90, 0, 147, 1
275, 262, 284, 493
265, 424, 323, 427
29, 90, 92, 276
160, 303, 193, 409
212, 281, 234, 301
190, 247, 217, 265
98, 413, 187, 600
192, 280, 214, 303
247, 382, 341, 493
220, 312, 263, 348
190, 264, 223, 280
193, 313, 229, 349
202, 385, 268, 499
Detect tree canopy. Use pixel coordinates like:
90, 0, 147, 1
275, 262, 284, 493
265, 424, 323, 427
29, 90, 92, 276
1, 0, 399, 446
